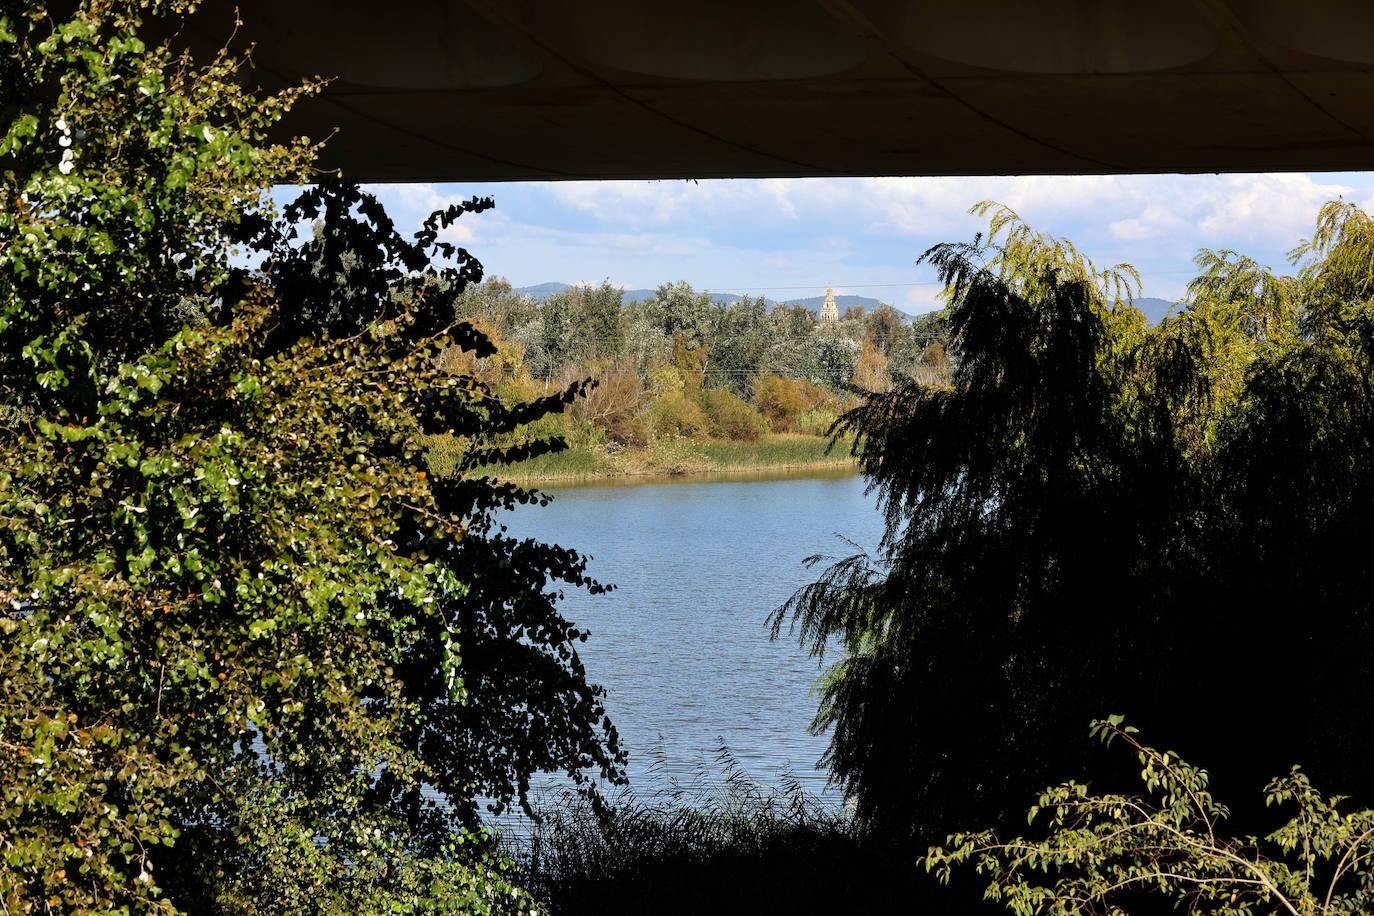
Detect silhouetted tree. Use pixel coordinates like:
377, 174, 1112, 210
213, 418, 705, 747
774, 201, 1374, 851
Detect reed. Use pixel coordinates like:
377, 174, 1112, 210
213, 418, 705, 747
494, 434, 855, 483
511, 748, 936, 916
697, 433, 852, 468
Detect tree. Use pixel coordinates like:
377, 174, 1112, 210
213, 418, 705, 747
711, 295, 771, 395
927, 719, 1374, 916
906, 308, 952, 366
646, 281, 718, 350
862, 303, 906, 355
1, 5, 616, 912
219, 178, 626, 829
771, 199, 1374, 850
804, 330, 860, 390
574, 281, 628, 361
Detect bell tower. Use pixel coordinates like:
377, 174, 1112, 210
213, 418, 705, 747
820, 287, 839, 322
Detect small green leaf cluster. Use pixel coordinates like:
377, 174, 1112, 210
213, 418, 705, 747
925, 719, 1374, 916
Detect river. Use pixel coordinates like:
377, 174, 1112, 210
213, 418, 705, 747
499, 468, 886, 810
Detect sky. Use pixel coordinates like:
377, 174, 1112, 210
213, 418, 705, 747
364, 172, 1374, 315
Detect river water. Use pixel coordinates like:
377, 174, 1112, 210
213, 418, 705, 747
499, 468, 886, 808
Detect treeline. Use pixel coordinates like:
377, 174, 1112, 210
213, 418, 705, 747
444, 278, 950, 450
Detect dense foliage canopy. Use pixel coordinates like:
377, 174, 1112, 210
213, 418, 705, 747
776, 201, 1374, 849
1, 4, 620, 913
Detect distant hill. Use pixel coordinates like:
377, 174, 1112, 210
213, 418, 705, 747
514, 283, 1179, 326
1133, 296, 1177, 325
513, 282, 919, 320
788, 293, 894, 315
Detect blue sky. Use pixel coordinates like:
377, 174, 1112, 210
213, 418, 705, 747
365, 173, 1374, 314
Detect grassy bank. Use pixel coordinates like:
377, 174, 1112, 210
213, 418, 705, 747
494, 433, 857, 483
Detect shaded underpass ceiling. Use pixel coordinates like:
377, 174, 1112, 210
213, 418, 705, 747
194, 0, 1374, 182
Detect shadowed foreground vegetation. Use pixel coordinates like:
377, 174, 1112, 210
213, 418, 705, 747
513, 754, 985, 916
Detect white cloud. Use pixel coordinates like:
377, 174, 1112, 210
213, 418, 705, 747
902, 286, 944, 313
364, 172, 1374, 302
548, 180, 689, 226
1195, 173, 1351, 248
368, 182, 493, 245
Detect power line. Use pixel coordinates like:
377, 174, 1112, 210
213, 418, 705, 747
700, 281, 942, 293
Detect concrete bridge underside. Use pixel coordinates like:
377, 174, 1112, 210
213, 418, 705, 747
195, 0, 1374, 182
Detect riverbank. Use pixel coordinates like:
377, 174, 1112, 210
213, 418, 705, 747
495, 433, 857, 483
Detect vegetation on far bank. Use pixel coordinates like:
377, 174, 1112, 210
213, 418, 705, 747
465, 432, 855, 482
415, 274, 949, 483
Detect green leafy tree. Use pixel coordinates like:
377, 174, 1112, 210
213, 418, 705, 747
573, 281, 628, 361
711, 295, 771, 395
1, 4, 617, 913
863, 303, 906, 356
647, 281, 719, 350
905, 309, 952, 367
770, 206, 1218, 848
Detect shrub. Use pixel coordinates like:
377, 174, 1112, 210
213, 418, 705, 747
567, 360, 647, 445
752, 373, 802, 430
651, 389, 709, 438
793, 408, 839, 438
701, 387, 768, 441
852, 339, 892, 392
752, 374, 841, 433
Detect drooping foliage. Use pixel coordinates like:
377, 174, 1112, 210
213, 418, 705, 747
1, 4, 619, 913
775, 200, 1374, 849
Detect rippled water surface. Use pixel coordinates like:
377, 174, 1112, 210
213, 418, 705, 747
500, 468, 886, 801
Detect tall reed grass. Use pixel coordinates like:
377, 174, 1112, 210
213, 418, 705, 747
510, 747, 948, 916
494, 444, 600, 480
494, 434, 856, 483
697, 433, 850, 469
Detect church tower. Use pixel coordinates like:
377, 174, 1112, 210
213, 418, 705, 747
819, 287, 839, 322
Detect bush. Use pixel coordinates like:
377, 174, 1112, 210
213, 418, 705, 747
651, 389, 710, 438
793, 408, 839, 438
700, 387, 768, 441
927, 718, 1374, 916
752, 373, 801, 429
567, 360, 647, 445
752, 374, 841, 433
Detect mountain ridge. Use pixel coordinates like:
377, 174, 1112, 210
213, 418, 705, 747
513, 284, 1178, 325
513, 282, 918, 319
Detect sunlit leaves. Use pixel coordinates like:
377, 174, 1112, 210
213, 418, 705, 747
1, 3, 557, 913
926, 721, 1374, 916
